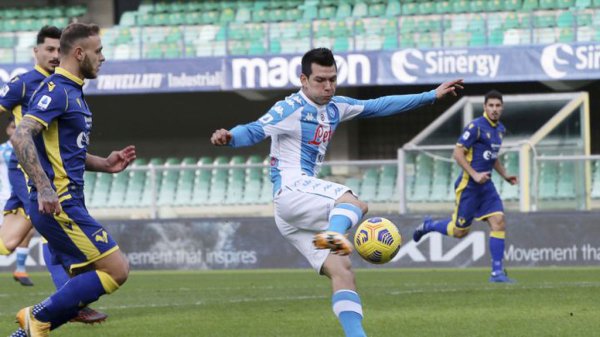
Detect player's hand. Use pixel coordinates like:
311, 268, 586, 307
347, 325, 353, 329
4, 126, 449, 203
472, 171, 491, 184
38, 186, 61, 215
105, 145, 137, 173
435, 79, 464, 100
505, 175, 518, 185
211, 129, 232, 146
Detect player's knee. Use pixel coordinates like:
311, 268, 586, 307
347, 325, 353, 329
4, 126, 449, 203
358, 201, 368, 216
2, 236, 21, 252
493, 216, 506, 231
106, 257, 130, 286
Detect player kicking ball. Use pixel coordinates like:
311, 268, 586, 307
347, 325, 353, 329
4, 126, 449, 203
212, 47, 462, 337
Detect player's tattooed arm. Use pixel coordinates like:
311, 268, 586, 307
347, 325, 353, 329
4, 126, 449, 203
12, 117, 61, 214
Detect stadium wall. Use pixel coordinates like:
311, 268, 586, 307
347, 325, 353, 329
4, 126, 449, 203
2, 211, 599, 271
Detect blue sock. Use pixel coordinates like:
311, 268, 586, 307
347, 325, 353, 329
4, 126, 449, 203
15, 247, 29, 272
328, 203, 363, 234
332, 290, 366, 337
10, 329, 27, 337
42, 242, 70, 290
425, 218, 451, 235
490, 231, 505, 274
32, 270, 119, 329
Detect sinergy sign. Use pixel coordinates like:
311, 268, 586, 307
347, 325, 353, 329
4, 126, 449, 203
541, 43, 600, 79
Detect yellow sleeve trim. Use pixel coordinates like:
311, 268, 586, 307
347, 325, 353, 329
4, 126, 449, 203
96, 270, 120, 294
0, 104, 7, 113
24, 114, 48, 129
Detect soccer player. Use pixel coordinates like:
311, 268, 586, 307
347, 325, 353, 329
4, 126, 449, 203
211, 47, 463, 337
0, 120, 36, 286
9, 23, 135, 336
0, 26, 63, 287
412, 90, 517, 283
0, 25, 108, 323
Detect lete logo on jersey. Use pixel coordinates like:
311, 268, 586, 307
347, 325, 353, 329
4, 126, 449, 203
36, 95, 52, 110
308, 124, 333, 145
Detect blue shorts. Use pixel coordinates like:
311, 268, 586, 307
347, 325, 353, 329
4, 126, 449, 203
3, 166, 30, 216
450, 178, 503, 229
29, 190, 118, 273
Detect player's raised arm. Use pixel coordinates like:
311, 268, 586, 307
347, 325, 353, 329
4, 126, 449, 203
11, 117, 61, 215
336, 79, 464, 121
85, 145, 137, 173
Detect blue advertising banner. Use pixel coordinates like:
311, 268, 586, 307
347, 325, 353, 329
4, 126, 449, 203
378, 42, 600, 85
1, 43, 598, 94
0, 58, 224, 95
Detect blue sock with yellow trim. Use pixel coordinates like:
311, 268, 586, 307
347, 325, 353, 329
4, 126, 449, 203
332, 290, 366, 337
490, 231, 506, 274
328, 203, 363, 234
42, 242, 70, 290
425, 218, 451, 235
32, 270, 119, 329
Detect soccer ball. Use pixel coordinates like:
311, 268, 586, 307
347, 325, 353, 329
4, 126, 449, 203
354, 217, 402, 264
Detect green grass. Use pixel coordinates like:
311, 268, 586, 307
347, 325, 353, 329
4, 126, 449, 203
1, 268, 599, 336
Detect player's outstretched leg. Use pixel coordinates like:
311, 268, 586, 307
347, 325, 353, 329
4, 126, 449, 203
13, 270, 120, 336
314, 203, 364, 255
413, 216, 451, 242
42, 242, 109, 324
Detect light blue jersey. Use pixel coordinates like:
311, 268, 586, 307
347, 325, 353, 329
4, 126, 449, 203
0, 140, 12, 199
229, 89, 436, 194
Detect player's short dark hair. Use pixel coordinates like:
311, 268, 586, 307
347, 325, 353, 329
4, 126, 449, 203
484, 90, 503, 104
36, 25, 61, 45
301, 48, 336, 77
60, 22, 100, 55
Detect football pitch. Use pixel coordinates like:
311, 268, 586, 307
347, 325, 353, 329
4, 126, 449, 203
1, 268, 599, 337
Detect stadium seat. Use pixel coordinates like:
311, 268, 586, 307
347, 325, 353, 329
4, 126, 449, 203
430, 159, 451, 201
540, 0, 559, 9
225, 156, 245, 204
386, 0, 402, 16
89, 173, 112, 208
207, 156, 229, 205
556, 161, 576, 199
107, 172, 129, 208
375, 165, 396, 202
190, 157, 213, 205
411, 154, 433, 202
539, 161, 559, 200
500, 153, 519, 200
157, 157, 181, 206
352, 2, 368, 17
522, 0, 540, 10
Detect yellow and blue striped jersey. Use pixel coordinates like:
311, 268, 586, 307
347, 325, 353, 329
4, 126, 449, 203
25, 67, 91, 197
0, 65, 51, 169
456, 113, 506, 174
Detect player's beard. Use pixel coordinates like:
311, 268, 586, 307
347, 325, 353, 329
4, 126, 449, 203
80, 54, 97, 79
